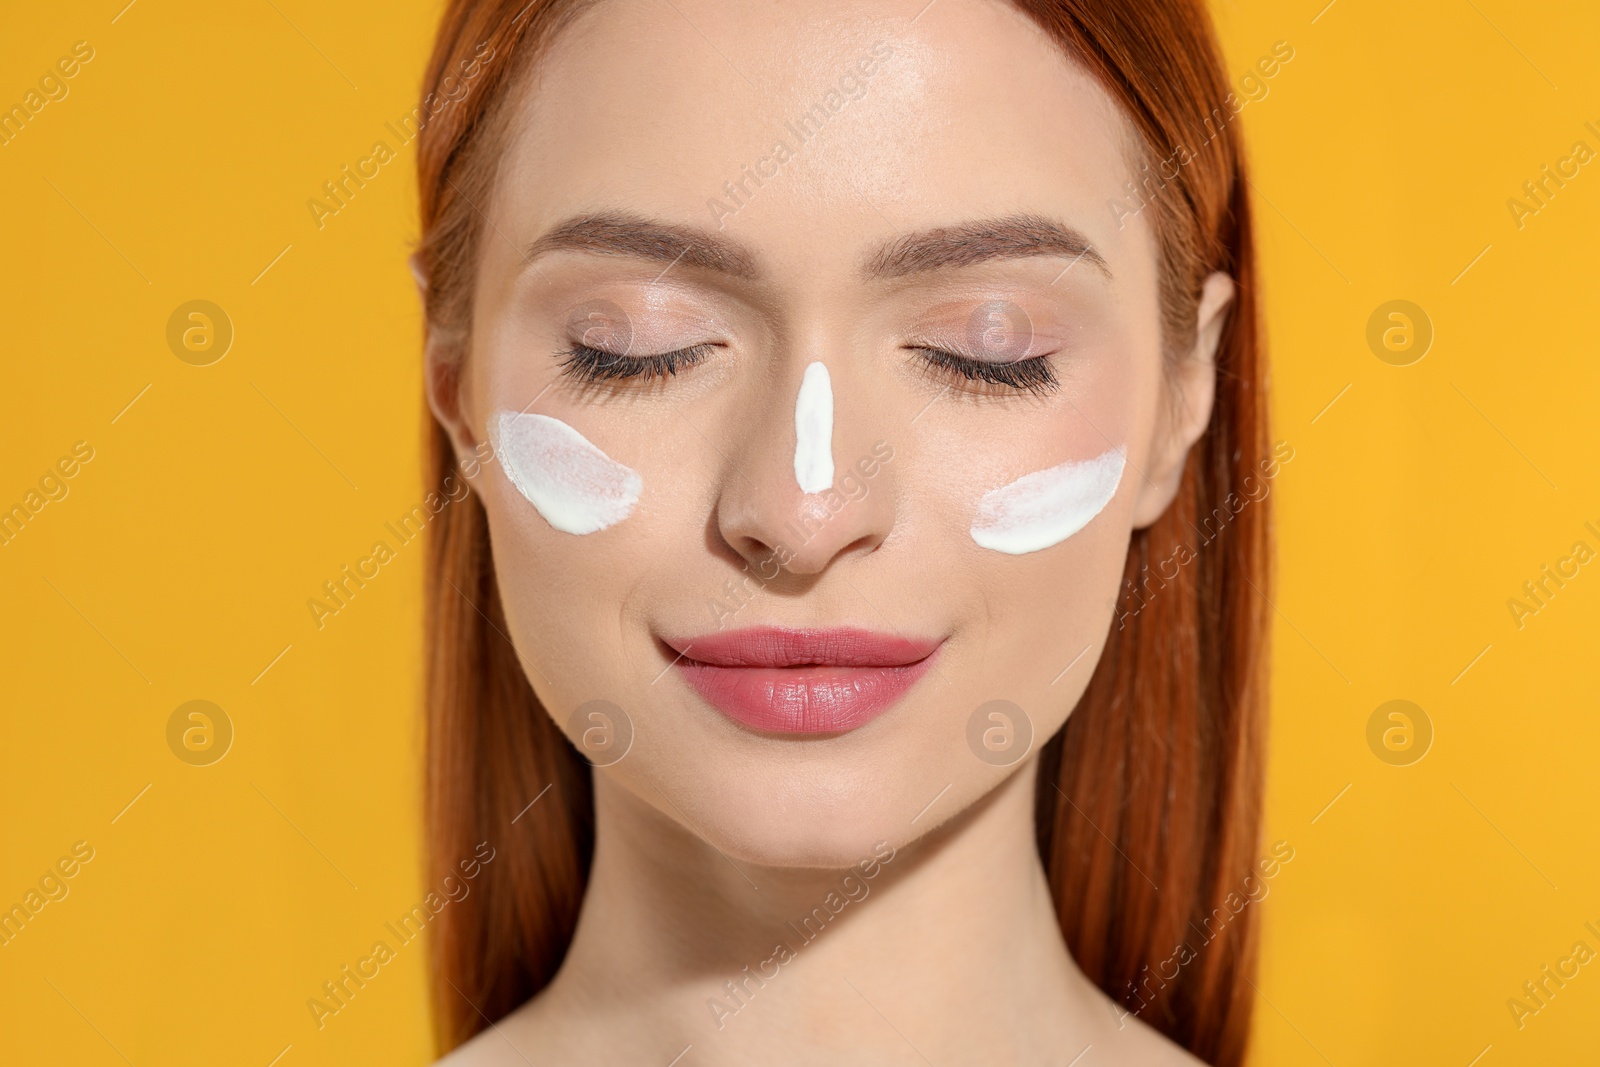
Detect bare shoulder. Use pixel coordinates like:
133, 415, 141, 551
436, 969, 1210, 1066
1082, 996, 1212, 1066
430, 989, 634, 1066
430, 998, 557, 1067
1054, 965, 1210, 1067
1112, 1019, 1211, 1066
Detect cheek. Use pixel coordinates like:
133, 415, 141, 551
479, 396, 721, 713
969, 446, 1125, 555
912, 333, 1155, 561
489, 411, 642, 535
889, 335, 1156, 713
477, 410, 652, 714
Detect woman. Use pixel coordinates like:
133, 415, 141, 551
414, 0, 1270, 1062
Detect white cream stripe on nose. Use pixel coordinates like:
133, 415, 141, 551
793, 361, 835, 494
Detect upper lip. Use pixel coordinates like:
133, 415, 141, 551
662, 626, 940, 668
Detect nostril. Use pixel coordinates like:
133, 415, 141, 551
711, 364, 894, 584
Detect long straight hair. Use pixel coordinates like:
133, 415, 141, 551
414, 2, 1269, 1063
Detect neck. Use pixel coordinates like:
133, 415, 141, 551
546, 758, 1115, 1064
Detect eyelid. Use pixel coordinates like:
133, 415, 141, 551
905, 323, 1059, 365
558, 341, 715, 383
912, 339, 1049, 363
909, 345, 1059, 395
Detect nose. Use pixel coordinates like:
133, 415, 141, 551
714, 359, 896, 579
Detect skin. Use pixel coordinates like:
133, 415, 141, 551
428, 0, 1233, 1062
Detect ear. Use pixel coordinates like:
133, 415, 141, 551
1129, 271, 1234, 528
413, 252, 481, 479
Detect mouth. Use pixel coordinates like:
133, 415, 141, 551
660, 626, 942, 735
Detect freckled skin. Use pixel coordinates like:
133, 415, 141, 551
429, 1, 1229, 1063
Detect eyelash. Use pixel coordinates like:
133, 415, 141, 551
558, 342, 714, 382
910, 346, 1060, 396
555, 340, 1060, 396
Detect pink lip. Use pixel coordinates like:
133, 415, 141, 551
662, 627, 941, 735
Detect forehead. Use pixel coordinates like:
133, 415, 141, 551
491, 0, 1150, 281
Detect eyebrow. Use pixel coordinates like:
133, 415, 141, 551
863, 214, 1111, 280
524, 211, 1110, 282
525, 213, 759, 280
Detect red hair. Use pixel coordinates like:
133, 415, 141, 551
414, 2, 1269, 1063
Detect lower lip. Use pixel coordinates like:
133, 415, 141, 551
676, 657, 938, 735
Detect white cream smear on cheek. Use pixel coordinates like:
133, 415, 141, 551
969, 446, 1127, 555
793, 361, 835, 493
489, 411, 643, 535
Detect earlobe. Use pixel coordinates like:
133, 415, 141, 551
426, 347, 481, 481
417, 271, 482, 489
409, 251, 429, 300
426, 354, 461, 431
1129, 271, 1234, 529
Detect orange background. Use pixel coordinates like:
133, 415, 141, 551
1, 1, 1596, 1064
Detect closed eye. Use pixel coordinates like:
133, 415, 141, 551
910, 346, 1059, 395
558, 342, 714, 382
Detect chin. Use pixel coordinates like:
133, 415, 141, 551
608, 687, 1002, 870
658, 787, 912, 871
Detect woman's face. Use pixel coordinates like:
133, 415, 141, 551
442, 0, 1221, 866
